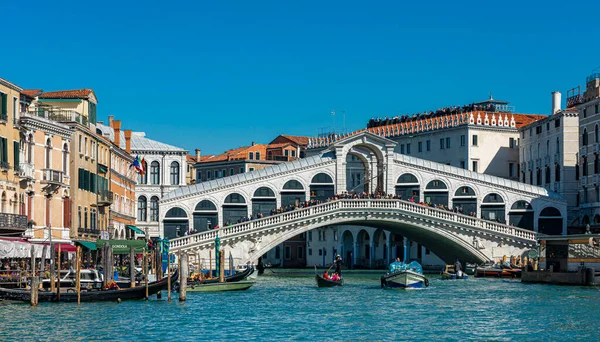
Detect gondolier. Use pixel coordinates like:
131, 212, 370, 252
334, 255, 342, 276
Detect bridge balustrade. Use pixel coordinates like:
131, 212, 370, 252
169, 198, 538, 251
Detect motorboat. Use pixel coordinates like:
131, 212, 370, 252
441, 265, 468, 280
475, 263, 521, 278
381, 261, 429, 289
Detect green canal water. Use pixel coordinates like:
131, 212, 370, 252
2, 270, 600, 341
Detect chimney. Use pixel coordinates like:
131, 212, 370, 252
195, 148, 201, 161
124, 129, 132, 154
552, 91, 561, 114
113, 120, 122, 147
251, 142, 256, 146
108, 115, 114, 127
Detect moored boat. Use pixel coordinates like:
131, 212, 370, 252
0, 270, 178, 303
465, 263, 477, 275
475, 263, 521, 278
441, 265, 468, 280
187, 281, 254, 292
315, 274, 343, 287
381, 261, 429, 289
190, 266, 254, 284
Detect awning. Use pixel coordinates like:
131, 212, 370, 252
37, 243, 77, 253
96, 239, 146, 254
126, 225, 145, 235
75, 241, 97, 251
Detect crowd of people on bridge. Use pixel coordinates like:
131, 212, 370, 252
366, 103, 497, 129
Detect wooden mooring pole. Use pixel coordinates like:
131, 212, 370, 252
155, 250, 162, 299
167, 253, 172, 302
179, 252, 188, 302
76, 246, 81, 305
57, 244, 61, 301
144, 249, 149, 301
129, 246, 135, 288
219, 250, 225, 283
30, 276, 39, 306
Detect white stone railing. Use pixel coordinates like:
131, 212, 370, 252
169, 199, 538, 251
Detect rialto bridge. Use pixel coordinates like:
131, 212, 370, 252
160, 132, 566, 265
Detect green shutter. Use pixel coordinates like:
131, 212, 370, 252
1, 94, 7, 120
2, 138, 7, 163
13, 141, 19, 169
78, 169, 83, 189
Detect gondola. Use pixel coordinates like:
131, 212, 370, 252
0, 270, 178, 303
315, 273, 343, 287
190, 266, 254, 285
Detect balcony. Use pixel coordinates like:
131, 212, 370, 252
97, 190, 114, 207
77, 228, 100, 236
554, 153, 560, 163
41, 169, 64, 185
595, 143, 600, 154
544, 155, 551, 165
535, 158, 541, 168
527, 160, 533, 170
18, 162, 34, 180
0, 213, 28, 232
26, 109, 88, 126
0, 161, 10, 172
581, 145, 588, 156
582, 176, 588, 186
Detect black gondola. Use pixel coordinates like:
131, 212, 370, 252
0, 270, 178, 303
192, 266, 254, 285
315, 273, 343, 287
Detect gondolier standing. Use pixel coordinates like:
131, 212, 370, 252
334, 255, 342, 276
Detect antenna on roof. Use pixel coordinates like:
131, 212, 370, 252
489, 92, 493, 100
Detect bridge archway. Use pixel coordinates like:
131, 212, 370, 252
346, 153, 368, 193
164, 207, 189, 239
373, 228, 387, 268
356, 229, 370, 268
481, 193, 506, 223
310, 173, 335, 201
222, 193, 248, 225
252, 187, 277, 217
395, 173, 420, 201
193, 200, 218, 232
281, 180, 305, 207
424, 180, 449, 206
452, 186, 477, 215
509, 200, 534, 230
341, 230, 354, 269
538, 207, 563, 235
339, 137, 388, 194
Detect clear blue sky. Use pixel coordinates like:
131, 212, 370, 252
2, 1, 599, 155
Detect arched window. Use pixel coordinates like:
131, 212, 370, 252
63, 143, 68, 174
150, 196, 159, 221
224, 193, 246, 203
195, 200, 218, 211
545, 166, 550, 184
596, 125, 599, 143
150, 161, 160, 185
546, 140, 549, 157
583, 157, 588, 176
283, 180, 304, 190
537, 143, 540, 159
45, 138, 52, 169
555, 164, 561, 182
311, 173, 334, 184
170, 161, 180, 185
556, 138, 560, 156
27, 134, 33, 164
583, 128, 588, 146
138, 160, 147, 185
255, 152, 261, 160
137, 196, 147, 221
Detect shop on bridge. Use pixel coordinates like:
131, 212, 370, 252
164, 207, 189, 239
222, 193, 248, 225
193, 200, 218, 232
508, 200, 534, 230
395, 173, 419, 201
452, 186, 477, 216
424, 180, 448, 206
281, 180, 305, 207
310, 173, 335, 202
480, 193, 506, 223
252, 187, 277, 217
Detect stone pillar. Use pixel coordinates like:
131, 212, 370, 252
386, 232, 391, 265
403, 237, 409, 262
353, 242, 358, 269
369, 242, 374, 269
335, 147, 346, 194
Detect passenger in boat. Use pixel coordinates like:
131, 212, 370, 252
323, 271, 330, 280
454, 259, 463, 276
331, 273, 340, 282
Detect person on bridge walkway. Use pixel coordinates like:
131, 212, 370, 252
334, 255, 343, 276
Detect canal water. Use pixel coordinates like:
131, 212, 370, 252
2, 270, 600, 341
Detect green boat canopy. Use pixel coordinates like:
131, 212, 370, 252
75, 240, 97, 251
96, 239, 146, 254
126, 225, 145, 235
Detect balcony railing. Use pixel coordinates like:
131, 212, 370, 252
582, 176, 588, 186
18, 162, 34, 179
581, 146, 588, 156
567, 94, 583, 108
554, 153, 560, 163
0, 161, 10, 171
41, 169, 64, 185
27, 109, 88, 126
0, 213, 28, 231
97, 190, 114, 206
77, 228, 100, 235
544, 155, 550, 165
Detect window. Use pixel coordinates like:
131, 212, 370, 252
308, 248, 312, 256
239, 167, 244, 174
207, 170, 212, 180
439, 138, 444, 150
545, 167, 550, 184
249, 152, 254, 160
426, 140, 431, 151
284, 246, 291, 260
90, 209, 96, 230
12, 97, 17, 123
249, 167, 254, 171
138, 160, 147, 184
596, 125, 599, 143
418, 141, 422, 152
460, 161, 466, 169
63, 144, 68, 174
308, 231, 312, 241
596, 155, 599, 174
318, 230, 322, 241
170, 161, 180, 185
297, 246, 304, 260
150, 196, 159, 222
555, 118, 560, 128
333, 230, 338, 241
78, 206, 81, 229
84, 208, 88, 229
536, 126, 542, 134
84, 137, 88, 156
150, 161, 160, 184
472, 160, 478, 173
509, 138, 515, 148
596, 104, 599, 114
556, 138, 560, 156
196, 170, 202, 183
509, 163, 515, 177
472, 135, 478, 146
555, 164, 561, 182
406, 143, 411, 155
445, 137, 450, 149
536, 168, 542, 185
0, 92, 7, 121
13, 141, 19, 172
460, 135, 465, 146
230, 168, 234, 176
221, 168, 225, 177
78, 136, 82, 153
291, 150, 296, 157
576, 164, 580, 180
584, 108, 587, 118
255, 152, 261, 160
45, 138, 52, 169
400, 145, 405, 154
137, 196, 147, 221
284, 150, 289, 157
546, 122, 550, 131
0, 137, 9, 166
583, 128, 588, 146
583, 157, 588, 176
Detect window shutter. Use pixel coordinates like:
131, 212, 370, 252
2, 138, 7, 163
13, 141, 19, 169
1, 94, 7, 120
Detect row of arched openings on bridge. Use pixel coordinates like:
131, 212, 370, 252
162, 173, 335, 238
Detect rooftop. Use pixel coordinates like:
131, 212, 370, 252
96, 123, 187, 153
39, 89, 96, 100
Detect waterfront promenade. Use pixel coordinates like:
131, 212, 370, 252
2, 271, 599, 341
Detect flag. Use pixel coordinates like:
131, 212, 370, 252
140, 157, 146, 175
129, 155, 144, 175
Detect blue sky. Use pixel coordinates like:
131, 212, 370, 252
2, 1, 599, 155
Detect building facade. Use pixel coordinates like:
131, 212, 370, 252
0, 78, 28, 236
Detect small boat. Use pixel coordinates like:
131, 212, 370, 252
237, 264, 258, 280
0, 270, 178, 303
190, 266, 254, 284
465, 263, 477, 275
441, 265, 468, 280
187, 281, 254, 292
381, 261, 429, 289
475, 263, 521, 278
315, 274, 343, 287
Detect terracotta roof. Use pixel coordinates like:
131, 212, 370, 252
277, 135, 309, 146
186, 154, 215, 163
511, 114, 546, 128
266, 142, 294, 149
39, 89, 95, 100
21, 89, 43, 98
197, 144, 268, 163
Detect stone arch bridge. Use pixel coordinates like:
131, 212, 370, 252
160, 132, 566, 265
